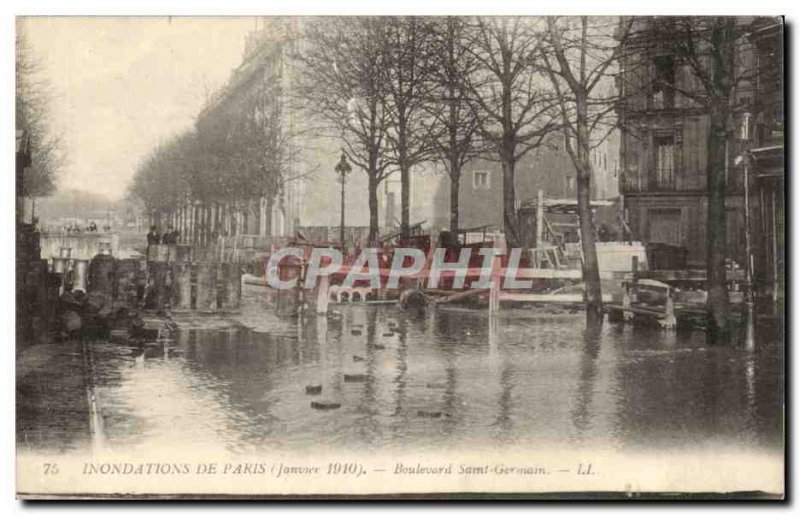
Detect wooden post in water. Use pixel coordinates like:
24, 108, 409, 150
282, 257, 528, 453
217, 263, 241, 311
535, 189, 545, 250
488, 238, 503, 316
195, 262, 218, 312
52, 257, 69, 295
316, 274, 330, 315
489, 278, 500, 315
115, 259, 138, 306
662, 290, 677, 329
72, 259, 89, 293
170, 262, 193, 311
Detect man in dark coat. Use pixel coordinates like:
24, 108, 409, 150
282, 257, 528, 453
146, 226, 161, 245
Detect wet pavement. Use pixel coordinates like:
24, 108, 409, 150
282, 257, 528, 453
17, 285, 784, 457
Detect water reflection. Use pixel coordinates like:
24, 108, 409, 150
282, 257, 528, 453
54, 301, 782, 456
570, 321, 602, 440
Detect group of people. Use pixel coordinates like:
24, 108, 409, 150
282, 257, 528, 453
64, 221, 111, 234
146, 225, 181, 245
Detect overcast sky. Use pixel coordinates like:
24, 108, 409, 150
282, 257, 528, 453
19, 17, 257, 200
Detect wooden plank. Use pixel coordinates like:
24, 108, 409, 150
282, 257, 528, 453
499, 293, 612, 303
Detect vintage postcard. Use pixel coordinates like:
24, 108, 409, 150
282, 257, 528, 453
15, 14, 784, 499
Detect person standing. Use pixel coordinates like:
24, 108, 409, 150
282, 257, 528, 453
162, 225, 178, 244
146, 225, 161, 245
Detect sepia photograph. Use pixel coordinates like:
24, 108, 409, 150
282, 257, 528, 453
13, 10, 785, 500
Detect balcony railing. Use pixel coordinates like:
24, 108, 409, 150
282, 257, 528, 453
621, 170, 747, 194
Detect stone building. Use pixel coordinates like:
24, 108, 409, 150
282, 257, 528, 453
616, 16, 783, 272
189, 18, 437, 245
432, 131, 621, 235
192, 18, 305, 241
746, 19, 784, 300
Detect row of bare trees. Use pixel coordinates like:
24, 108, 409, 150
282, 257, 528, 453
296, 16, 626, 319
296, 15, 769, 336
130, 55, 294, 240
129, 15, 770, 339
16, 32, 65, 209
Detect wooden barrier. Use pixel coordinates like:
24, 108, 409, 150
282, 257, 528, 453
170, 262, 193, 310
140, 259, 241, 313
114, 258, 140, 307
72, 259, 89, 293
499, 292, 612, 303
194, 262, 218, 311
217, 263, 241, 311
51, 257, 70, 295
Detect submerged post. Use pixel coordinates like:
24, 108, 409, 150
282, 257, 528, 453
742, 154, 756, 350
72, 259, 88, 293
535, 189, 545, 249
316, 274, 330, 315
489, 278, 500, 315
488, 238, 503, 315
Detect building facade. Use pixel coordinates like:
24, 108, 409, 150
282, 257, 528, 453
193, 18, 305, 241
746, 19, 784, 300
617, 16, 783, 273
432, 131, 620, 235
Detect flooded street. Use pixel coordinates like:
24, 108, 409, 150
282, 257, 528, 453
19, 285, 784, 458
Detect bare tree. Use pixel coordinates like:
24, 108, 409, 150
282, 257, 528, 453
426, 17, 483, 233
542, 16, 633, 322
16, 30, 65, 208
640, 17, 762, 344
464, 17, 558, 248
295, 18, 393, 243
381, 17, 438, 239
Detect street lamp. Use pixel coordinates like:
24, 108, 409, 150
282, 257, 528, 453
334, 151, 352, 247
736, 111, 755, 350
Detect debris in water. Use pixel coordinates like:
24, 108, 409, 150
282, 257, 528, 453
109, 329, 130, 344
305, 385, 323, 395
311, 401, 341, 410
416, 410, 444, 419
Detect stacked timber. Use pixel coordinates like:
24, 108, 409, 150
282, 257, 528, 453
146, 244, 241, 313
17, 223, 59, 347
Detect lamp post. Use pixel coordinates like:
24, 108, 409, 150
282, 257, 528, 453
737, 112, 755, 350
334, 151, 352, 248
742, 153, 756, 351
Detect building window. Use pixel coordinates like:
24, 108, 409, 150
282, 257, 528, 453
566, 176, 575, 194
647, 208, 683, 247
651, 55, 675, 109
654, 134, 676, 190
473, 171, 490, 189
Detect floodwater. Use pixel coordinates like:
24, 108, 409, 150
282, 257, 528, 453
21, 286, 784, 457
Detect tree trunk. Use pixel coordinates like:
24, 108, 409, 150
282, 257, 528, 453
706, 100, 730, 344
705, 18, 734, 345
264, 196, 273, 239
576, 164, 603, 323
400, 163, 410, 240
501, 152, 520, 248
448, 92, 460, 234
449, 164, 460, 234
575, 97, 603, 323
203, 203, 209, 246
399, 121, 410, 240
368, 173, 379, 245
